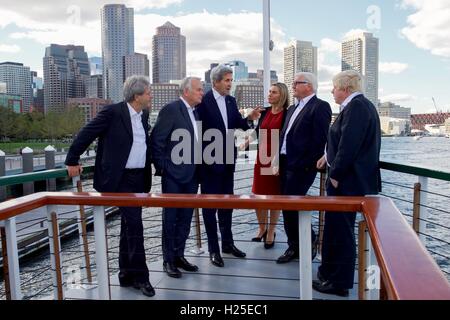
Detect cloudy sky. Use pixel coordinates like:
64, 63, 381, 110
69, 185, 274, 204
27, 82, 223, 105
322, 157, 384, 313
0, 0, 449, 113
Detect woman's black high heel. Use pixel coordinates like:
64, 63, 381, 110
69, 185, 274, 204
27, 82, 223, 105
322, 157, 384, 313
251, 229, 267, 242
264, 232, 276, 249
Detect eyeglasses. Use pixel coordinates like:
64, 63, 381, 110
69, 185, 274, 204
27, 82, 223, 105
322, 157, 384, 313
293, 81, 309, 86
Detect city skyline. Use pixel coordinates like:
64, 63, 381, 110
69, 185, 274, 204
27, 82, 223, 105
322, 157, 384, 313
0, 0, 449, 113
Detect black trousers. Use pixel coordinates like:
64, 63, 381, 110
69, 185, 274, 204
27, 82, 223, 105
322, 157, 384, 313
201, 168, 235, 253
161, 174, 198, 263
279, 155, 317, 252
318, 181, 357, 289
117, 169, 149, 283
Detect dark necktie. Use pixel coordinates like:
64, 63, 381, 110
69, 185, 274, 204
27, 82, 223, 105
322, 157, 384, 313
193, 108, 200, 121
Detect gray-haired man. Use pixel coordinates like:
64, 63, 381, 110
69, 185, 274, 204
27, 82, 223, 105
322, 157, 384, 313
196, 64, 261, 267
151, 77, 204, 278
65, 75, 155, 297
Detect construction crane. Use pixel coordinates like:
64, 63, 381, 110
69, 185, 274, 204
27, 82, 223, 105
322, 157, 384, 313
432, 97, 440, 113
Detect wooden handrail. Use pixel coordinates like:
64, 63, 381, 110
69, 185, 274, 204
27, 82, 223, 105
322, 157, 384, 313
362, 196, 450, 300
0, 192, 449, 300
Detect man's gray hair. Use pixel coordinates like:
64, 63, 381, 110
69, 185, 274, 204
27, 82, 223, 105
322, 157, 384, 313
210, 64, 233, 84
333, 70, 363, 93
123, 75, 150, 102
296, 72, 318, 93
180, 77, 202, 93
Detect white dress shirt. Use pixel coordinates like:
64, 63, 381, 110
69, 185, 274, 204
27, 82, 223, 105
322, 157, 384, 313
280, 93, 316, 155
213, 88, 228, 130
180, 96, 199, 141
125, 103, 147, 169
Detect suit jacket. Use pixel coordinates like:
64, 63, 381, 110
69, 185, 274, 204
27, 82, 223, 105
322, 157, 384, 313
327, 94, 381, 195
150, 99, 199, 184
280, 95, 332, 171
196, 89, 251, 174
65, 102, 152, 193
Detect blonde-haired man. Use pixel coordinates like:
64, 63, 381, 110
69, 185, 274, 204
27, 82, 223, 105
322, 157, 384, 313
315, 70, 381, 297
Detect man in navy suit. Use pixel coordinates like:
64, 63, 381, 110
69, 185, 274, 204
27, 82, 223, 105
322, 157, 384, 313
196, 64, 261, 267
65, 76, 155, 297
151, 77, 204, 278
276, 72, 332, 264
314, 70, 381, 297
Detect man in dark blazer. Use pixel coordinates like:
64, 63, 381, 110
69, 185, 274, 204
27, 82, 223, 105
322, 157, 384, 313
196, 64, 261, 267
65, 76, 155, 297
276, 72, 332, 264
151, 77, 203, 278
314, 70, 381, 297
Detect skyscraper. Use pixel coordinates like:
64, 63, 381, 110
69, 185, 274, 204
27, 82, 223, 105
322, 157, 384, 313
284, 40, 318, 103
256, 69, 278, 84
89, 57, 103, 75
205, 63, 219, 83
101, 4, 134, 103
31, 71, 44, 112
342, 32, 379, 107
0, 62, 32, 112
152, 22, 186, 84
43, 44, 90, 113
86, 74, 104, 99
124, 53, 149, 80
225, 60, 249, 82
204, 63, 219, 92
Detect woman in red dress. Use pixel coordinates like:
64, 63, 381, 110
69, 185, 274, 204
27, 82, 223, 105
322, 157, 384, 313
242, 83, 289, 249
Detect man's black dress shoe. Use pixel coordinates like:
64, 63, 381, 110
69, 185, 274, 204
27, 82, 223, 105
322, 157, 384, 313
222, 244, 246, 258
317, 269, 327, 282
209, 252, 224, 267
175, 257, 199, 272
312, 280, 349, 297
163, 261, 182, 278
276, 248, 299, 264
133, 281, 155, 297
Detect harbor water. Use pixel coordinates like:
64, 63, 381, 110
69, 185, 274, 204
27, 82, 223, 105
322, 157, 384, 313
1, 136, 449, 299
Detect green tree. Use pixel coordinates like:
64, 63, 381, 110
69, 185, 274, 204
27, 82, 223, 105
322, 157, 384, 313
28, 111, 46, 140
0, 106, 18, 140
13, 114, 30, 140
63, 108, 84, 137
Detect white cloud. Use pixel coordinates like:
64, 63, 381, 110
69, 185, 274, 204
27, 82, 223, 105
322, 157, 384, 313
0, 44, 21, 53
400, 0, 450, 57
379, 62, 409, 74
8, 21, 101, 57
3, 9, 287, 80
318, 64, 340, 82
134, 11, 288, 79
129, 0, 183, 10
0, 1, 182, 24
320, 38, 341, 53
380, 93, 417, 103
343, 29, 369, 39
318, 81, 334, 95
317, 38, 341, 86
